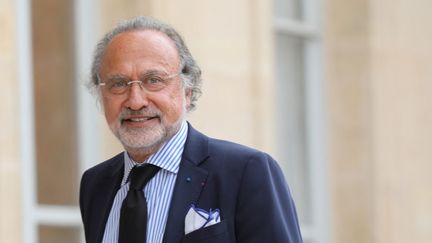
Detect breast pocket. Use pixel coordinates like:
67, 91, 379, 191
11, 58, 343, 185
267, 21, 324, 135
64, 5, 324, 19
181, 220, 229, 243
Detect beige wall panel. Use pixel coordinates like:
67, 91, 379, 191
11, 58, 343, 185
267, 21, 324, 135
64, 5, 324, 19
0, 1, 21, 242
100, 0, 151, 32
0, 166, 21, 243
370, 0, 432, 242
325, 0, 374, 242
249, 0, 277, 154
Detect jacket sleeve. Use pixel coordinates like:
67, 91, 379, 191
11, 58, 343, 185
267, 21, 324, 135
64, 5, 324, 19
79, 170, 90, 240
235, 152, 303, 243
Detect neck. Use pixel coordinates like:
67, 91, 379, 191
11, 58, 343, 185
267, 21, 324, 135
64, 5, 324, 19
126, 143, 162, 163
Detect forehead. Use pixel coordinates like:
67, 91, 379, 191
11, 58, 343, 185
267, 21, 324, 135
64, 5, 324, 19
100, 30, 180, 75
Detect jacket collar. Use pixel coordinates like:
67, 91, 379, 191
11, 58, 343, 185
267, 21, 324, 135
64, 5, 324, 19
182, 122, 210, 166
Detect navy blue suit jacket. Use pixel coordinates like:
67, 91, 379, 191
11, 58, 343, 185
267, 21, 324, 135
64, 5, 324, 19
80, 124, 303, 243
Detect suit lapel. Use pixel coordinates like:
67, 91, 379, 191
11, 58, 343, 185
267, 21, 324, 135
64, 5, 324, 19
162, 125, 210, 243
93, 154, 124, 243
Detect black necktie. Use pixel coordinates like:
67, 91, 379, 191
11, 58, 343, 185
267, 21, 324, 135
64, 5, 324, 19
119, 164, 161, 243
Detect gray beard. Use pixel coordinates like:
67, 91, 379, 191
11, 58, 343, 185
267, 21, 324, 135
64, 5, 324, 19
116, 124, 168, 156
110, 115, 184, 159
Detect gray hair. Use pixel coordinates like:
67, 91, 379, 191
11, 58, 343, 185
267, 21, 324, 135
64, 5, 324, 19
89, 16, 202, 110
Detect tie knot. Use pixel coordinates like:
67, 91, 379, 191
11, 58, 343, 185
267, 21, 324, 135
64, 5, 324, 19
128, 164, 161, 190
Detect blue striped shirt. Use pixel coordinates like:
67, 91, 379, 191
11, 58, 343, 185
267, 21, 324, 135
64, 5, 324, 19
102, 121, 188, 243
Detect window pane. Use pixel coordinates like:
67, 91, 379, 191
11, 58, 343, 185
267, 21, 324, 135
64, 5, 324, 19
33, 0, 78, 205
274, 0, 303, 20
275, 33, 311, 224
39, 225, 81, 243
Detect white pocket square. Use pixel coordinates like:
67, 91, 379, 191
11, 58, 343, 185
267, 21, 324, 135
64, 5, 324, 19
184, 204, 221, 235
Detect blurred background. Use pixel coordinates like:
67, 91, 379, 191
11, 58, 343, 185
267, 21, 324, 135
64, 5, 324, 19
1, 0, 431, 242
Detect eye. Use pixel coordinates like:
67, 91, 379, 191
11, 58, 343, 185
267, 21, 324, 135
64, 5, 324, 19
107, 79, 129, 94
146, 76, 163, 85
111, 80, 128, 87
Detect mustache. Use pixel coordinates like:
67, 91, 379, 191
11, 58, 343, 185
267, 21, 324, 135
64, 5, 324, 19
118, 108, 161, 120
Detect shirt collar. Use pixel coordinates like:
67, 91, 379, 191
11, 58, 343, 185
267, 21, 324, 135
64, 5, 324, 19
121, 120, 188, 186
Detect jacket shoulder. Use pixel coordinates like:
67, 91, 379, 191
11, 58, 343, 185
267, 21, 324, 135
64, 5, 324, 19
83, 152, 124, 176
208, 137, 274, 164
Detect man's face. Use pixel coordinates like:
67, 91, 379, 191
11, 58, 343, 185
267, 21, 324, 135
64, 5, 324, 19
98, 30, 191, 161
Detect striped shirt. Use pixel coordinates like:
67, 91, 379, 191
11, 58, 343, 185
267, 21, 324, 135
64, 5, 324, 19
102, 121, 188, 243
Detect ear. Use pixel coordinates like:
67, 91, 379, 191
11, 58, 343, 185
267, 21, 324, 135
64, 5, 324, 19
185, 88, 192, 108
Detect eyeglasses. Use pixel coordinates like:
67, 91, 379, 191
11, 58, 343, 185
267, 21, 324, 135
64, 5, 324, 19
99, 72, 180, 95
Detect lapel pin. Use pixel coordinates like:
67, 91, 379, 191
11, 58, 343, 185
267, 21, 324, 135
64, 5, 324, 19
186, 177, 192, 183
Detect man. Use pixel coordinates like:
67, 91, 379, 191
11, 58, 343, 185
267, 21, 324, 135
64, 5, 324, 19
80, 16, 303, 243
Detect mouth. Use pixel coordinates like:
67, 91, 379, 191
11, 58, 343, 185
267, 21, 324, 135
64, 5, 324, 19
121, 116, 159, 126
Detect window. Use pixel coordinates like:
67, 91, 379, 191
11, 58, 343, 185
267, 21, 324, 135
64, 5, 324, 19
274, 0, 329, 242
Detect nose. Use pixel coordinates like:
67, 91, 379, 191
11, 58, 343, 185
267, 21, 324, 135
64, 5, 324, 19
124, 82, 149, 110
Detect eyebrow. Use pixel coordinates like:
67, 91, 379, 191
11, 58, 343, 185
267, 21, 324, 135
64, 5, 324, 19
137, 70, 171, 80
140, 69, 169, 76
106, 74, 130, 81
105, 70, 170, 80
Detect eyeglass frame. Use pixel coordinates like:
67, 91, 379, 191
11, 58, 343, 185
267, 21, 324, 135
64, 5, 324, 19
97, 72, 181, 96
